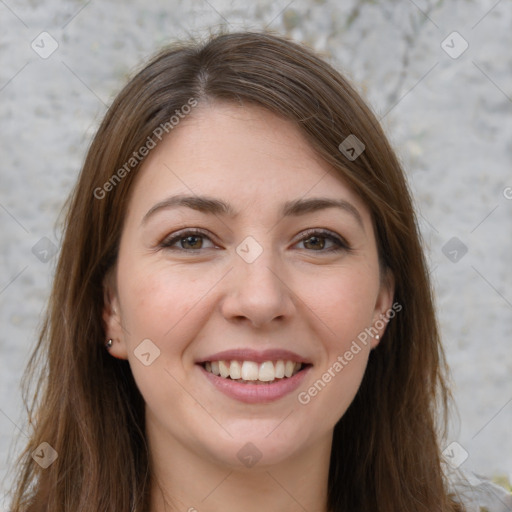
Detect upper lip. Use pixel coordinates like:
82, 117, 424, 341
196, 348, 312, 365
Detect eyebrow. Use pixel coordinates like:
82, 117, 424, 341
141, 194, 364, 229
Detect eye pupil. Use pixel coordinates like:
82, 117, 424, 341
304, 236, 325, 250
183, 235, 202, 249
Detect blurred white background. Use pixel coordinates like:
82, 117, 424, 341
1, 0, 511, 504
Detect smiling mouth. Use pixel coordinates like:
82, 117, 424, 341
200, 360, 310, 384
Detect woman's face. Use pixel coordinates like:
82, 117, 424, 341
104, 102, 393, 469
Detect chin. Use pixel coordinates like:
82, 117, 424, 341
196, 421, 315, 469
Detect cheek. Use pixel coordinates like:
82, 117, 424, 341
117, 257, 217, 347
114, 259, 206, 417
293, 267, 377, 423
302, 263, 380, 342
297, 350, 369, 432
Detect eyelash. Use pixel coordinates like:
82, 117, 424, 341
159, 228, 351, 254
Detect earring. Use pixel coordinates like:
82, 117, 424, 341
375, 334, 380, 340
105, 339, 113, 349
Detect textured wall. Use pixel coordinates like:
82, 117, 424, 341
1, 0, 511, 503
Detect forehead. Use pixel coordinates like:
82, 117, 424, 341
127, 102, 371, 224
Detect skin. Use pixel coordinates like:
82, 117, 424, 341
103, 102, 394, 512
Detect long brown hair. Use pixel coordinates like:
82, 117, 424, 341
9, 30, 464, 511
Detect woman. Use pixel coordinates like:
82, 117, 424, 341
8, 30, 506, 512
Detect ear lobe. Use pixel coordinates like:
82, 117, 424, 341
382, 268, 395, 306
102, 282, 119, 333
102, 271, 128, 359
371, 267, 396, 348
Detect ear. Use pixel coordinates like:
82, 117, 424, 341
370, 267, 396, 349
102, 270, 129, 360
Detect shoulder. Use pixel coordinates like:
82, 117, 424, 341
446, 469, 512, 512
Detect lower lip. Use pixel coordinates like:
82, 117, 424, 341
198, 364, 312, 404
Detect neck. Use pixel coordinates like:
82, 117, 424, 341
147, 423, 332, 512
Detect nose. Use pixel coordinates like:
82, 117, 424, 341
220, 242, 295, 329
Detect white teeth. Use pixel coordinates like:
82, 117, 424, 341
241, 361, 259, 381
284, 360, 295, 378
203, 359, 304, 382
219, 360, 230, 378
229, 360, 242, 379
258, 361, 275, 382
275, 360, 285, 378
211, 361, 220, 376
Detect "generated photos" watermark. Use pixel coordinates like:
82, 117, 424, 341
297, 301, 402, 405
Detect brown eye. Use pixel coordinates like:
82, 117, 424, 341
160, 229, 216, 251
297, 230, 351, 253
303, 235, 326, 250
179, 235, 203, 250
